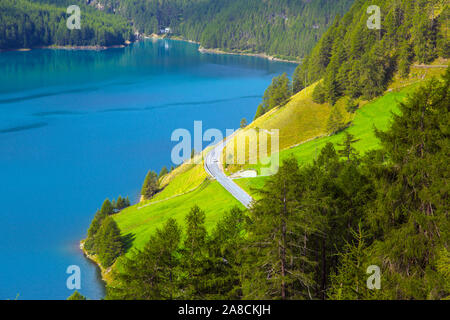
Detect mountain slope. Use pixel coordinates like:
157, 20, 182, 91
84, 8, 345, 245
94, 0, 355, 59
292, 0, 449, 102
0, 0, 134, 50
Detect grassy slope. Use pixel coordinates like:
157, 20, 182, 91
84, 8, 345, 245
113, 61, 447, 257
115, 180, 244, 254
223, 80, 356, 175
235, 62, 449, 195
146, 162, 208, 204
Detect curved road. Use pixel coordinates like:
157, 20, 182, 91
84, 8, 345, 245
204, 135, 253, 209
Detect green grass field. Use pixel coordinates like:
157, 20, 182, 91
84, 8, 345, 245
236, 83, 420, 194
113, 62, 447, 259
114, 179, 244, 255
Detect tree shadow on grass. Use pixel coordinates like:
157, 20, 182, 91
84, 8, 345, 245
122, 233, 136, 253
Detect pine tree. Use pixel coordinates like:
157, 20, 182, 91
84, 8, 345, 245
240, 118, 247, 129
125, 196, 131, 207
241, 158, 317, 299
328, 225, 379, 300
368, 70, 450, 299
326, 106, 345, 135
141, 170, 159, 199
67, 291, 87, 300
254, 104, 265, 120
100, 198, 115, 216
96, 216, 123, 268
107, 218, 182, 300
181, 205, 208, 298
84, 198, 115, 253
116, 196, 126, 211
206, 206, 247, 299
259, 73, 292, 115
338, 132, 360, 162
159, 166, 168, 179
312, 81, 327, 104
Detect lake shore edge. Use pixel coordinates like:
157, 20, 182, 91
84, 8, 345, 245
2, 35, 301, 65
79, 240, 113, 286
148, 34, 301, 64
0, 40, 134, 53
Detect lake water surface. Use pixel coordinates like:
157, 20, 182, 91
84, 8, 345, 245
0, 39, 295, 299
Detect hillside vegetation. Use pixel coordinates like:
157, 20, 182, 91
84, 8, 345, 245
92, 0, 354, 60
107, 70, 449, 299
233, 60, 448, 181
78, 0, 449, 300
0, 0, 134, 49
114, 180, 244, 255
293, 0, 449, 102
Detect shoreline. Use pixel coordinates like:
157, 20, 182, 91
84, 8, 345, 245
147, 34, 301, 64
198, 46, 301, 64
2, 34, 300, 64
0, 40, 134, 53
80, 240, 113, 285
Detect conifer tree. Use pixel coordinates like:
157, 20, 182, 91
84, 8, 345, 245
328, 225, 379, 300
141, 170, 159, 199
241, 158, 317, 299
67, 291, 87, 300
181, 205, 208, 298
107, 218, 182, 300
116, 196, 125, 211
100, 198, 115, 216
206, 207, 247, 299
338, 132, 360, 162
368, 71, 450, 299
159, 166, 168, 179
312, 81, 327, 104
96, 216, 123, 268
326, 106, 345, 135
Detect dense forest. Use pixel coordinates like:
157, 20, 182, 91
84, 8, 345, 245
1, 0, 354, 58
293, 0, 450, 103
105, 71, 449, 299
254, 0, 449, 119
91, 0, 354, 60
0, 0, 134, 49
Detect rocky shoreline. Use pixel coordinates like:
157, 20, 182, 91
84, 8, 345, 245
79, 240, 112, 285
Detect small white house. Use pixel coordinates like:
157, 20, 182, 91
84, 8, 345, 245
160, 27, 171, 34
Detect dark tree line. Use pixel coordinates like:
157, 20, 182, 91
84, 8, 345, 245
91, 0, 354, 60
0, 0, 134, 49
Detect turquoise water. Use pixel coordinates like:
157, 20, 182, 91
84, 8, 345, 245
0, 39, 295, 299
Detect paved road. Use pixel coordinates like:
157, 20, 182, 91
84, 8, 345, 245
204, 135, 253, 209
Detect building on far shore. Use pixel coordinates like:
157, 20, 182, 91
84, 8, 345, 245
160, 27, 171, 34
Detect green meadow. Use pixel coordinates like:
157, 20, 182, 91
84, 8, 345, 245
114, 180, 244, 254
236, 84, 419, 194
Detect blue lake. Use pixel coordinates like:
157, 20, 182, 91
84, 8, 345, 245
0, 39, 295, 299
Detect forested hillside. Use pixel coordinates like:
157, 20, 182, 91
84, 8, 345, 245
293, 0, 449, 103
254, 0, 449, 118
92, 0, 354, 59
0, 0, 134, 50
